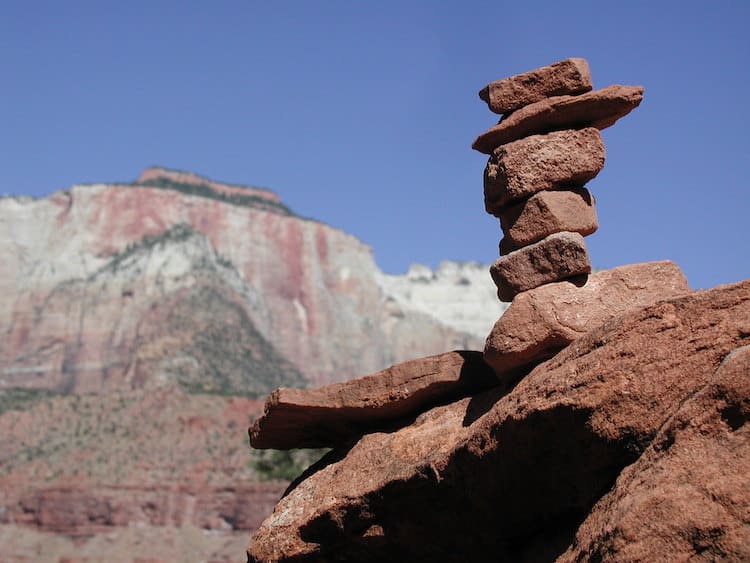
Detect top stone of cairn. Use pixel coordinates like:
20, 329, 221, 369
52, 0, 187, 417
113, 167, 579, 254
479, 57, 592, 114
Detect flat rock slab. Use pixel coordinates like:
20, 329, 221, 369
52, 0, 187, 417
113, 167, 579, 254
499, 187, 598, 249
479, 57, 592, 114
249, 351, 498, 449
484, 261, 690, 379
472, 85, 644, 154
560, 344, 750, 562
247, 280, 750, 562
484, 128, 605, 212
490, 231, 591, 302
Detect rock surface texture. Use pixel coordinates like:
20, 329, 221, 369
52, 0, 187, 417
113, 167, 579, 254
250, 351, 498, 449
479, 57, 592, 114
484, 261, 690, 378
560, 343, 750, 562
472, 84, 644, 154
247, 281, 750, 561
489, 231, 591, 301
483, 128, 605, 213
499, 187, 598, 247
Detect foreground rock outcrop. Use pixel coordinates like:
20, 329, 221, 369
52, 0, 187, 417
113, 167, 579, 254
250, 351, 498, 449
484, 261, 690, 377
560, 344, 750, 562
247, 58, 748, 562
248, 281, 750, 562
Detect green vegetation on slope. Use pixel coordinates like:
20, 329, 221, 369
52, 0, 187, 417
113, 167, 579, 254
104, 222, 197, 273
250, 448, 330, 482
136, 176, 297, 216
0, 388, 61, 416
164, 285, 308, 397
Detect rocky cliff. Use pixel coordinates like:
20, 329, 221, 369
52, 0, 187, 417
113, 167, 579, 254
0, 167, 499, 393
0, 167, 502, 561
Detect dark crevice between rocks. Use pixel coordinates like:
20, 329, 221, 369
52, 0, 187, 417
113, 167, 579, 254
463, 377, 523, 426
720, 404, 747, 432
296, 404, 641, 563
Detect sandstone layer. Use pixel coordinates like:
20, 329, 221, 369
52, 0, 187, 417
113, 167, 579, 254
247, 280, 750, 562
560, 344, 750, 562
250, 351, 497, 449
484, 261, 690, 378
472, 85, 644, 154
490, 231, 591, 301
479, 57, 592, 114
0, 169, 487, 392
483, 128, 605, 213
499, 187, 598, 247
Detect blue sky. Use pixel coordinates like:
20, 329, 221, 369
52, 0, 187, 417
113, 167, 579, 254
1, 1, 748, 289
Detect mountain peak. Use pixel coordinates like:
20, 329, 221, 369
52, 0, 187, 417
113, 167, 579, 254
136, 166, 280, 203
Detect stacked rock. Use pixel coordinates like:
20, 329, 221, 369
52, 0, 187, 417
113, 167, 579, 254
473, 58, 643, 301
473, 58, 686, 379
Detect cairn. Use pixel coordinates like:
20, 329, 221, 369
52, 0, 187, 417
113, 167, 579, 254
474, 58, 687, 379
248, 57, 690, 453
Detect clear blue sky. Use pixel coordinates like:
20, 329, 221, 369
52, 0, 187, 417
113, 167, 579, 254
1, 1, 748, 289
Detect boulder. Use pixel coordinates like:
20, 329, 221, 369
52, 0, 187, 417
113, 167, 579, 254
247, 280, 750, 562
484, 261, 690, 379
560, 344, 750, 562
490, 231, 591, 301
484, 128, 604, 213
479, 57, 592, 114
472, 85, 644, 154
249, 351, 498, 449
498, 187, 598, 246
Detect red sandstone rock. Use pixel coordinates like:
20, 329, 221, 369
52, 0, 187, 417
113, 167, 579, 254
472, 85, 644, 154
490, 231, 591, 301
484, 261, 690, 379
484, 128, 605, 212
498, 188, 598, 246
247, 280, 750, 562
560, 344, 750, 562
479, 58, 592, 114
498, 237, 519, 256
249, 351, 498, 449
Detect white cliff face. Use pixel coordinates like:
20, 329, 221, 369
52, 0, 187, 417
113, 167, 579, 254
0, 171, 500, 391
376, 261, 508, 338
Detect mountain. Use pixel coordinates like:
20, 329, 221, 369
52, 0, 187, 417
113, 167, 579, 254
0, 167, 503, 561
0, 167, 501, 393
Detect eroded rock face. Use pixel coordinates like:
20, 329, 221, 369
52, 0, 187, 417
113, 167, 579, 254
9, 482, 285, 536
484, 261, 690, 379
489, 231, 591, 301
0, 170, 486, 390
560, 344, 750, 562
472, 85, 644, 154
479, 57, 592, 114
247, 280, 750, 562
250, 351, 498, 449
483, 128, 605, 213
498, 187, 598, 247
